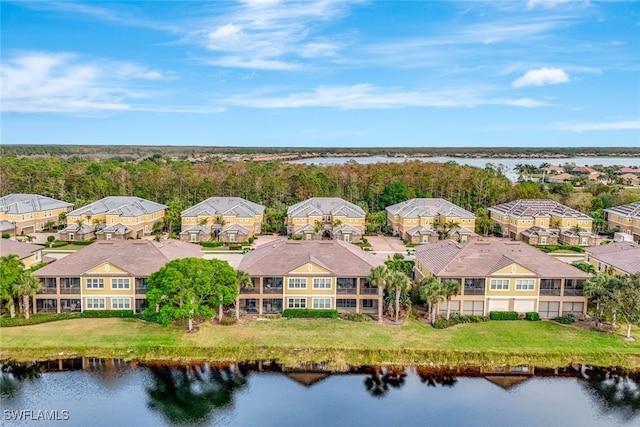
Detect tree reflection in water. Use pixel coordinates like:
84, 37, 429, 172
146, 363, 247, 424
0, 362, 42, 399
363, 366, 407, 398
580, 366, 640, 422
416, 367, 458, 388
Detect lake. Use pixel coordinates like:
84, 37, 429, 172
1, 359, 638, 426
290, 156, 640, 182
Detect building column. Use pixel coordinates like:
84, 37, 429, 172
258, 277, 263, 315
56, 277, 61, 314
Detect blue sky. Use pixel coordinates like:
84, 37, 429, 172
1, 0, 639, 147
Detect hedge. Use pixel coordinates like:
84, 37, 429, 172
533, 244, 584, 253
51, 241, 69, 248
73, 239, 96, 246
80, 310, 134, 318
199, 241, 224, 248
339, 312, 372, 322
489, 311, 520, 320
432, 315, 490, 329
1, 310, 135, 327
552, 315, 575, 324
282, 309, 339, 319
525, 312, 541, 321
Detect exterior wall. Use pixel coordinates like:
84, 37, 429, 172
181, 213, 263, 237
585, 253, 627, 276
491, 211, 593, 240
104, 212, 165, 237
1, 205, 72, 235
58, 230, 95, 242
20, 250, 43, 268
288, 214, 365, 237
606, 213, 640, 241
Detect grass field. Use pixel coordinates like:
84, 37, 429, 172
2, 317, 639, 368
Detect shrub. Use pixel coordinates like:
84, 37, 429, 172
489, 311, 519, 320
525, 312, 541, 321
219, 317, 237, 326
264, 314, 282, 320
340, 312, 372, 322
199, 241, 224, 248
1, 233, 9, 239
248, 237, 255, 244
80, 310, 134, 318
51, 241, 68, 248
432, 315, 490, 329
552, 315, 575, 324
0, 313, 77, 327
282, 309, 339, 319
228, 244, 242, 251
73, 239, 95, 246
47, 235, 55, 243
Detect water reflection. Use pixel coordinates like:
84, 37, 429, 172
1, 358, 638, 426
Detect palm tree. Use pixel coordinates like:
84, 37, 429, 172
441, 279, 461, 320
419, 276, 444, 324
584, 274, 613, 328
386, 270, 412, 323
367, 265, 389, 323
438, 220, 460, 240
235, 270, 253, 320
0, 254, 24, 318
14, 271, 41, 320
58, 211, 67, 227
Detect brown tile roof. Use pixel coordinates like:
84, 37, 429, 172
0, 239, 42, 260
34, 239, 202, 277
238, 239, 382, 276
414, 240, 590, 279
584, 242, 640, 274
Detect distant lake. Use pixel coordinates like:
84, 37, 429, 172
1, 360, 637, 426
290, 156, 640, 181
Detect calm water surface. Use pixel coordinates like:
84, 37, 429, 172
1, 360, 638, 427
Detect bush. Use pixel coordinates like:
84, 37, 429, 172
340, 312, 372, 322
526, 312, 541, 321
489, 311, 519, 320
73, 239, 96, 246
219, 317, 237, 326
199, 241, 224, 248
282, 309, 339, 319
51, 241, 68, 248
264, 314, 282, 320
248, 237, 255, 244
1, 233, 9, 239
533, 244, 584, 253
47, 235, 55, 243
552, 315, 576, 324
228, 244, 242, 251
0, 313, 77, 327
80, 310, 134, 318
432, 315, 490, 329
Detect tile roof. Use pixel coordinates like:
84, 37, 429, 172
179, 225, 212, 235
59, 224, 95, 235
0, 194, 72, 214
181, 197, 265, 218
332, 224, 361, 236
406, 225, 439, 236
220, 224, 249, 235
34, 239, 202, 277
0, 239, 42, 260
385, 198, 475, 219
604, 202, 640, 219
584, 242, 640, 274
287, 198, 365, 218
96, 223, 132, 235
488, 199, 591, 220
0, 220, 16, 232
67, 197, 166, 218
238, 239, 382, 276
414, 240, 591, 278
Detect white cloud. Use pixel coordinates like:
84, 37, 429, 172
223, 84, 547, 109
512, 67, 570, 87
207, 57, 301, 71
557, 120, 640, 132
526, 0, 578, 10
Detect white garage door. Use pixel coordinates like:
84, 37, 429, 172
488, 299, 509, 312
513, 299, 535, 313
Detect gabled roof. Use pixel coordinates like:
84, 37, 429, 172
0, 220, 16, 232
179, 225, 212, 235
34, 239, 202, 277
406, 225, 439, 236
604, 202, 640, 219
219, 224, 249, 235
59, 223, 95, 235
0, 239, 42, 260
238, 239, 382, 276
332, 224, 361, 236
293, 224, 315, 235
0, 194, 72, 214
449, 226, 479, 237
386, 198, 475, 220
96, 223, 132, 235
414, 240, 590, 278
488, 199, 591, 220
181, 197, 265, 218
584, 242, 640, 274
67, 197, 166, 218
287, 198, 365, 218
521, 226, 556, 237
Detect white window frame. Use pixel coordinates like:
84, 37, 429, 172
313, 278, 332, 289
313, 298, 331, 309
86, 278, 104, 289
190, 233, 197, 242
490, 279, 510, 291
229, 233, 236, 242
111, 298, 131, 309
111, 278, 130, 289
86, 298, 105, 309
515, 279, 535, 291
288, 278, 307, 289
540, 236, 547, 245
288, 298, 306, 308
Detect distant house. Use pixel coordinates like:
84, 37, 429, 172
286, 198, 365, 242
180, 197, 265, 243
618, 167, 640, 175
548, 173, 574, 184
0, 239, 48, 268
604, 202, 640, 243
0, 194, 73, 236
541, 165, 565, 174
385, 198, 477, 244
33, 239, 202, 314
60, 196, 167, 241
237, 239, 382, 315
488, 199, 594, 245
584, 242, 640, 275
413, 240, 590, 318
618, 173, 640, 186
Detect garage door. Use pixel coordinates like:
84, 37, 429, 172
21, 226, 35, 234
488, 299, 509, 312
513, 299, 535, 313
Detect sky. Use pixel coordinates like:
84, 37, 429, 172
1, 0, 639, 148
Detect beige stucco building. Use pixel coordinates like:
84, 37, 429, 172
286, 198, 365, 242
0, 239, 48, 268
414, 240, 591, 318
180, 197, 265, 243
584, 242, 640, 275
604, 202, 640, 243
0, 194, 73, 236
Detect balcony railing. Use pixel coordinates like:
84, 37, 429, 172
135, 287, 148, 295
38, 287, 58, 295
337, 287, 357, 295
240, 287, 259, 294
564, 289, 584, 297
60, 287, 81, 295
463, 288, 485, 296
263, 286, 283, 294
359, 287, 378, 295
540, 289, 561, 296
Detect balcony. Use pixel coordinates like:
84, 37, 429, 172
135, 287, 148, 295
240, 287, 259, 294
359, 287, 378, 295
563, 288, 584, 297
60, 286, 81, 295
337, 287, 357, 295
263, 286, 283, 294
38, 286, 58, 295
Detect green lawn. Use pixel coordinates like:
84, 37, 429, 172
2, 317, 639, 368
